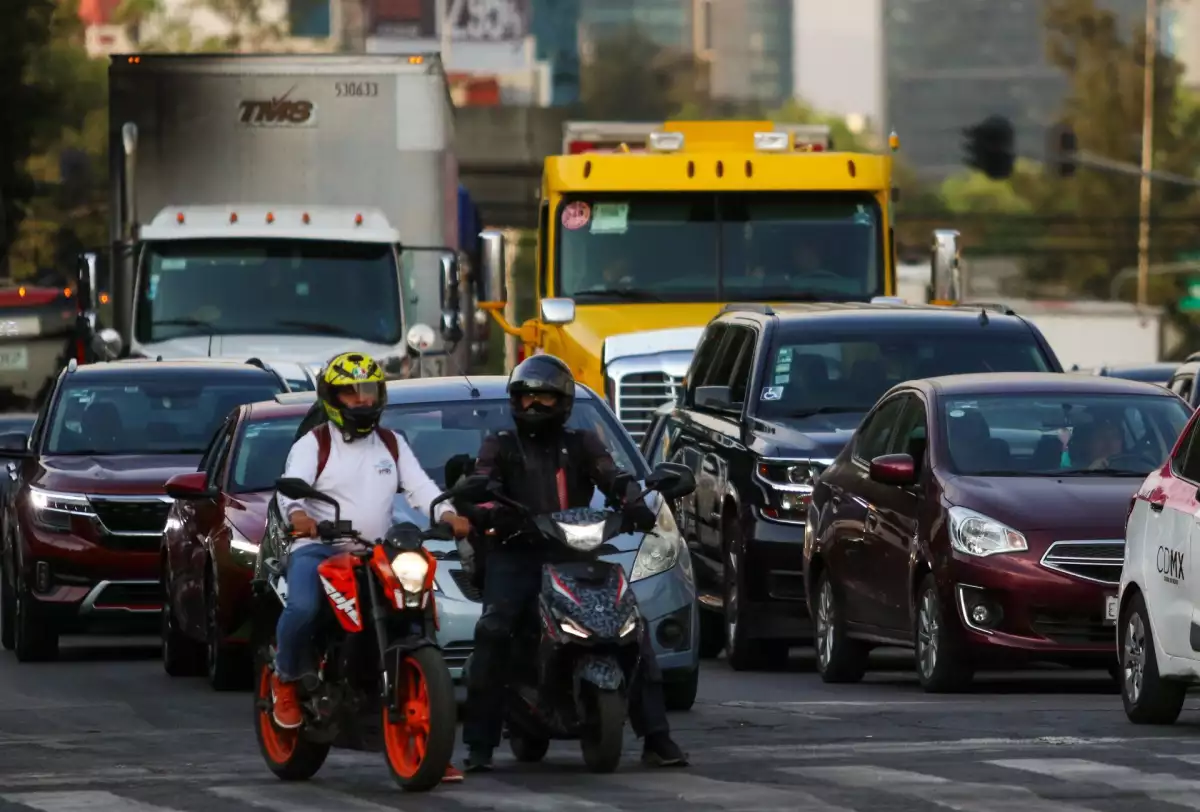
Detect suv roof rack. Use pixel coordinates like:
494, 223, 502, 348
720, 303, 774, 315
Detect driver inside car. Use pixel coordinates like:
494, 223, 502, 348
458, 354, 688, 772
271, 352, 470, 780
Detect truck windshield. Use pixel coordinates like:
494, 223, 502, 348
555, 191, 883, 302
134, 239, 403, 345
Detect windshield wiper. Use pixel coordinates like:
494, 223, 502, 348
152, 318, 217, 331
272, 319, 360, 337
571, 288, 664, 302
1051, 467, 1148, 477
786, 406, 864, 418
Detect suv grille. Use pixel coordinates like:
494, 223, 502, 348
449, 569, 482, 602
90, 498, 172, 536
442, 640, 474, 671
616, 372, 682, 440
1040, 540, 1124, 585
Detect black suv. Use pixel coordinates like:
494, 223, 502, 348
657, 302, 1064, 670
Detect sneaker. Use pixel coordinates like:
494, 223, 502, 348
642, 732, 688, 767
270, 674, 302, 729
463, 746, 494, 772
443, 764, 464, 783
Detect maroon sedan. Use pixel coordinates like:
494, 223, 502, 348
804, 372, 1190, 691
161, 400, 308, 689
0, 359, 286, 662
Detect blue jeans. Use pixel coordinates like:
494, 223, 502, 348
275, 543, 336, 682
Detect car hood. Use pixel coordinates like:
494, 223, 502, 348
34, 454, 202, 495
749, 413, 866, 461
942, 474, 1141, 534
227, 490, 273, 540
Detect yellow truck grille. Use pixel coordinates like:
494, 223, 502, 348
615, 372, 683, 440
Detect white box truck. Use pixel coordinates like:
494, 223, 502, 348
77, 53, 503, 383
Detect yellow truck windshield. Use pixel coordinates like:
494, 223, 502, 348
555, 191, 883, 302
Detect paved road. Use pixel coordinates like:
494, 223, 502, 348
0, 635, 1198, 812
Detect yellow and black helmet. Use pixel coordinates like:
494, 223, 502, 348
317, 352, 387, 439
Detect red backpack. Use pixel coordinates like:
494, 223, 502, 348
312, 422, 400, 481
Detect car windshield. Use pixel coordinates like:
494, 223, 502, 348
556, 192, 883, 303
940, 392, 1191, 477
231, 415, 306, 493
134, 239, 403, 346
46, 378, 284, 455
381, 398, 646, 489
755, 329, 1053, 419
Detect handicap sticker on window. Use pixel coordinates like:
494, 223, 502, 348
761, 386, 783, 401
591, 203, 629, 234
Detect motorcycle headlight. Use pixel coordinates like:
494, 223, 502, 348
391, 551, 430, 593
229, 525, 258, 568
631, 503, 682, 582
619, 611, 639, 637
948, 506, 1027, 557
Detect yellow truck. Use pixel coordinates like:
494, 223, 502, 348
471, 120, 961, 439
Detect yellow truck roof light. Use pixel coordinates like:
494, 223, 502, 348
649, 132, 684, 151
754, 132, 790, 152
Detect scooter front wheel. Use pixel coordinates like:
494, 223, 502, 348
580, 688, 625, 773
382, 646, 457, 791
253, 652, 329, 781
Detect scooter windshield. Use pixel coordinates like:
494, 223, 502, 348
550, 507, 611, 552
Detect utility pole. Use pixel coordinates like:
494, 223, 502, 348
1137, 0, 1159, 310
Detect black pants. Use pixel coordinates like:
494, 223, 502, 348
462, 548, 671, 749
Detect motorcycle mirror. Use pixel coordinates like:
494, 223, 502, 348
451, 474, 494, 504
275, 476, 341, 510
645, 462, 696, 499
385, 521, 423, 550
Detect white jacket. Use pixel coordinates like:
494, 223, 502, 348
276, 428, 451, 551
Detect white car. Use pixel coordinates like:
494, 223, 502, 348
1119, 401, 1200, 723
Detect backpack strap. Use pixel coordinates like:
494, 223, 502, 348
376, 426, 400, 464
313, 423, 332, 481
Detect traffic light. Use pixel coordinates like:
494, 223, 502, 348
962, 115, 1015, 180
1049, 123, 1077, 177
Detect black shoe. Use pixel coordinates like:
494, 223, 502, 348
464, 746, 494, 772
642, 732, 688, 767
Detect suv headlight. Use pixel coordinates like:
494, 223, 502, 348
229, 524, 258, 568
755, 459, 818, 521
948, 506, 1027, 557
631, 501, 682, 581
28, 486, 93, 532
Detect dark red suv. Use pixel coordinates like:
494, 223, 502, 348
805, 373, 1190, 691
0, 359, 286, 661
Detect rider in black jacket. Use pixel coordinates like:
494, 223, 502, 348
460, 354, 688, 772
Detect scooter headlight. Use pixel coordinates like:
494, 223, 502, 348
559, 616, 591, 638
390, 551, 429, 594
619, 611, 639, 637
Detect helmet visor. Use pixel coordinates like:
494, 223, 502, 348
332, 382, 382, 403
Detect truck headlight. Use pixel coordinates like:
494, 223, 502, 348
948, 506, 1027, 557
631, 502, 682, 581
391, 550, 430, 593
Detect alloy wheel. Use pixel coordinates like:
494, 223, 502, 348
1123, 612, 1146, 704
816, 579, 834, 670
917, 590, 939, 678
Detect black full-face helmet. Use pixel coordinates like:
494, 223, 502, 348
507, 354, 575, 431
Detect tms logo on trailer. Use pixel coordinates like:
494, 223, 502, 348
238, 86, 317, 127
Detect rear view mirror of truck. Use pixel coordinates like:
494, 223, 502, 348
479, 229, 507, 305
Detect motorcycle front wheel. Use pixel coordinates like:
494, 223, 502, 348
253, 650, 330, 781
580, 687, 625, 773
382, 645, 457, 792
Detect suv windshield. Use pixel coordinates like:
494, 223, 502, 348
47, 378, 283, 455
382, 398, 645, 489
556, 192, 882, 303
231, 415, 306, 493
755, 329, 1053, 419
134, 239, 402, 346
940, 392, 1190, 477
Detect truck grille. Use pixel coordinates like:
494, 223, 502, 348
1039, 540, 1124, 586
616, 372, 682, 440
90, 498, 172, 536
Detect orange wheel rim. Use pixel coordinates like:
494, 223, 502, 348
257, 664, 298, 763
383, 657, 431, 778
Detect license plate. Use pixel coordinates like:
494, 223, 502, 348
0, 345, 29, 371
1105, 595, 1119, 625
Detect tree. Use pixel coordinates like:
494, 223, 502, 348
579, 25, 709, 120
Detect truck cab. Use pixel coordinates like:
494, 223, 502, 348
475, 120, 964, 440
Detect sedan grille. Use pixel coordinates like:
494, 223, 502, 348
616, 372, 682, 440
449, 569, 482, 603
1040, 540, 1124, 586
89, 498, 172, 536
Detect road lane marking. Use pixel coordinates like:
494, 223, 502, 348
786, 765, 1101, 812
1, 790, 186, 812
607, 772, 854, 811
209, 785, 400, 811
716, 735, 1137, 759
990, 758, 1200, 809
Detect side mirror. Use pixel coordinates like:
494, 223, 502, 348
444, 453, 475, 489
869, 453, 916, 487
695, 385, 734, 411
930, 229, 961, 304
0, 431, 31, 457
92, 327, 122, 360
385, 521, 423, 550
646, 461, 696, 499
165, 471, 218, 499
478, 229, 507, 305
439, 253, 463, 343
275, 476, 339, 510
450, 474, 494, 504
406, 323, 436, 355
77, 251, 99, 311
540, 297, 575, 326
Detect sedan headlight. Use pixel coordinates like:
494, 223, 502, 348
229, 525, 258, 568
631, 502, 682, 581
391, 550, 430, 594
948, 506, 1027, 557
28, 486, 92, 532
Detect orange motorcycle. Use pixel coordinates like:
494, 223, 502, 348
250, 476, 459, 791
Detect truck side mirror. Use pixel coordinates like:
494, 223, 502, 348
92, 327, 122, 360
930, 229, 961, 304
439, 253, 463, 343
479, 229, 507, 305
76, 251, 99, 312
